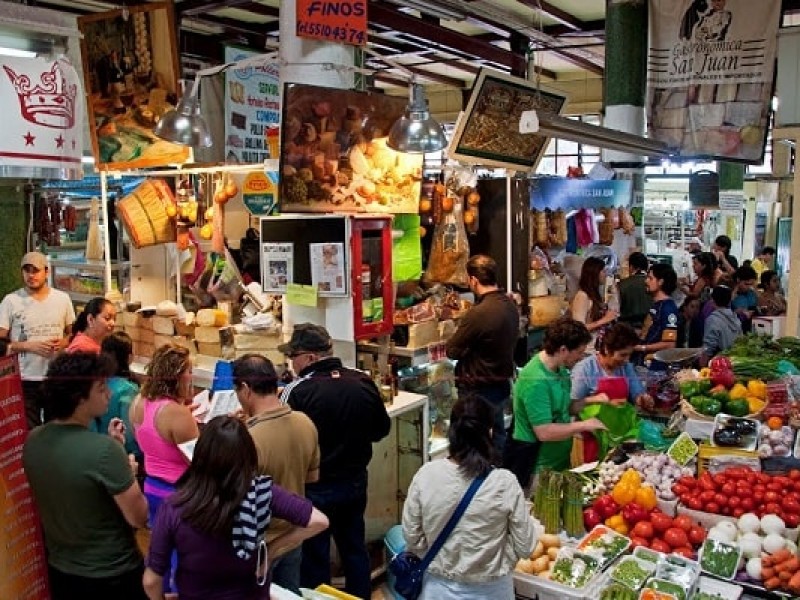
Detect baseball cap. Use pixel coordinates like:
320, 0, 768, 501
687, 237, 703, 247
278, 323, 332, 355
20, 251, 47, 270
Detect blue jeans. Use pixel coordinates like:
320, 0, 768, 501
301, 473, 371, 599
271, 545, 302, 594
458, 383, 510, 457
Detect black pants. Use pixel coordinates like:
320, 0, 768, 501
22, 379, 44, 430
48, 563, 148, 600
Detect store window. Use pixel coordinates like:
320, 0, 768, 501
536, 114, 601, 176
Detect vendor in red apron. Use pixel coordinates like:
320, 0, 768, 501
571, 323, 655, 462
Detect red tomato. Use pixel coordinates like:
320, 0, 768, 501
672, 515, 693, 532
651, 539, 671, 554
765, 502, 783, 515
736, 484, 753, 497
793, 481, 800, 493
785, 513, 800, 528
632, 521, 655, 540
714, 493, 728, 507
754, 491, 765, 503
740, 498, 755, 512
685, 496, 703, 511
688, 525, 706, 546
664, 527, 690, 548
765, 491, 781, 504
673, 484, 689, 497
651, 513, 673, 533
677, 476, 697, 489
699, 473, 716, 491
713, 474, 728, 488
732, 507, 745, 518
699, 490, 716, 503
705, 502, 720, 514
728, 497, 741, 510
767, 482, 784, 493
673, 546, 695, 559
630, 536, 650, 549
789, 469, 800, 481
782, 497, 800, 514
758, 473, 771, 484
721, 483, 735, 496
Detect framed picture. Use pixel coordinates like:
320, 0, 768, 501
280, 83, 423, 214
448, 68, 568, 172
78, 3, 191, 169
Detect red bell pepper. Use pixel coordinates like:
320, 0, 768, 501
592, 494, 620, 520
621, 501, 649, 526
583, 508, 602, 530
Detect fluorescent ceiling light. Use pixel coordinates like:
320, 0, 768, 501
521, 111, 672, 158
384, 0, 466, 21
0, 46, 36, 58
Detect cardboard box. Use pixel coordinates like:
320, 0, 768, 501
752, 316, 785, 338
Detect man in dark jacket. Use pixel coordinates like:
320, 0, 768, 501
446, 255, 519, 454
618, 252, 652, 332
279, 323, 390, 599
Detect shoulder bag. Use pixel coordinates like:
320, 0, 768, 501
389, 472, 487, 600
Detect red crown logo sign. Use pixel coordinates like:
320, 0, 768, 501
3, 63, 76, 129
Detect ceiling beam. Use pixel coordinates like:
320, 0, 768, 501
545, 20, 605, 38
369, 3, 527, 74
520, 0, 583, 31
188, 16, 268, 48
177, 0, 252, 17
368, 55, 466, 87
373, 73, 412, 88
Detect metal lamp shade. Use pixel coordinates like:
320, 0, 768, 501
153, 94, 212, 148
387, 83, 447, 153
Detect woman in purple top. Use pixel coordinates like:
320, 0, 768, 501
143, 416, 329, 600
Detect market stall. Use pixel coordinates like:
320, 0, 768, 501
512, 334, 800, 599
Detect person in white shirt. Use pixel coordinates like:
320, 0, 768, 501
0, 252, 74, 429
402, 393, 540, 600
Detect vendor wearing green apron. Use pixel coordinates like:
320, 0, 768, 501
511, 318, 607, 479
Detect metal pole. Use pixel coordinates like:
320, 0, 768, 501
100, 170, 113, 293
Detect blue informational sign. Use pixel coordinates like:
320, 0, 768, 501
530, 178, 633, 210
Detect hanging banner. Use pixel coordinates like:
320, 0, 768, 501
0, 57, 83, 179
224, 46, 281, 164
0, 356, 49, 600
530, 178, 633, 210
647, 0, 781, 163
295, 0, 367, 46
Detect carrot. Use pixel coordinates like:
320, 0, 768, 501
783, 558, 800, 572
765, 576, 783, 590
763, 556, 774, 568
773, 549, 792, 563
788, 571, 800, 593
762, 567, 776, 580
779, 570, 793, 582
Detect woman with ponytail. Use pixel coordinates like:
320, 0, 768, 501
67, 297, 116, 354
401, 394, 541, 599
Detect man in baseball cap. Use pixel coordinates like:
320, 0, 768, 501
0, 250, 75, 428
277, 323, 332, 357
21, 251, 48, 270
279, 322, 390, 598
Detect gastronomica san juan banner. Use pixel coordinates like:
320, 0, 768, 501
647, 0, 781, 163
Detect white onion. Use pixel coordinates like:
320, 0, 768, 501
763, 533, 787, 554
761, 515, 786, 536
746, 557, 762, 580
738, 513, 761, 534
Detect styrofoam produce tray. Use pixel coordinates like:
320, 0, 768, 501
513, 570, 609, 600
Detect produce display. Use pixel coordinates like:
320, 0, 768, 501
514, 342, 800, 600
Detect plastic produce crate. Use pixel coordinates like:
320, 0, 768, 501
513, 569, 609, 600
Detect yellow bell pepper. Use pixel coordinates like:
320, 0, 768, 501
729, 383, 748, 401
747, 396, 766, 414
699, 367, 712, 379
634, 485, 658, 511
747, 379, 767, 400
619, 468, 642, 487
605, 515, 629, 535
612, 482, 637, 506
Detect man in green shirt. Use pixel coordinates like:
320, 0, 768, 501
512, 318, 606, 475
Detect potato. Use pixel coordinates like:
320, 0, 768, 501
538, 570, 551, 580
530, 541, 545, 560
539, 534, 561, 549
531, 555, 550, 574
546, 547, 559, 560
515, 558, 535, 574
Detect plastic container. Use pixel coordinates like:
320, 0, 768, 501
610, 555, 656, 590
513, 568, 609, 600
696, 442, 759, 476
698, 539, 742, 580
576, 525, 631, 568
696, 575, 743, 600
667, 432, 699, 466
711, 414, 760, 451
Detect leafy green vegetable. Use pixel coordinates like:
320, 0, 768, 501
551, 551, 599, 588
600, 583, 638, 600
610, 557, 654, 590
579, 402, 641, 460
648, 578, 687, 600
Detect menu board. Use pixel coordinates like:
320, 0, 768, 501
0, 356, 49, 599
224, 46, 281, 164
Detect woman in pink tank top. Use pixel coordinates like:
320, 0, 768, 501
130, 343, 198, 594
